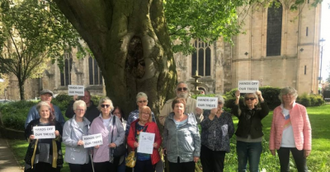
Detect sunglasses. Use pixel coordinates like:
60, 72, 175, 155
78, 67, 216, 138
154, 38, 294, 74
177, 87, 188, 91
138, 100, 147, 103
245, 97, 256, 101
218, 102, 223, 105
101, 104, 110, 108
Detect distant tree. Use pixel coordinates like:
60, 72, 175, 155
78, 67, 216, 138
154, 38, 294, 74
0, 0, 82, 100
0, 73, 9, 99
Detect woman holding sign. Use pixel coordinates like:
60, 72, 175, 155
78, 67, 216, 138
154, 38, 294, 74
89, 97, 125, 172
62, 100, 92, 172
232, 90, 269, 172
163, 98, 201, 172
127, 106, 161, 172
24, 101, 63, 172
200, 95, 234, 172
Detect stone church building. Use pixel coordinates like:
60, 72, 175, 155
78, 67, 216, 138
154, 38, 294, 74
2, 1, 322, 100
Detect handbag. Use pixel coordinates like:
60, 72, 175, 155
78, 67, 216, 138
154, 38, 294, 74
111, 116, 126, 157
125, 151, 136, 168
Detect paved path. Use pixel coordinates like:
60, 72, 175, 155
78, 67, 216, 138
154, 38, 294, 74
0, 133, 23, 172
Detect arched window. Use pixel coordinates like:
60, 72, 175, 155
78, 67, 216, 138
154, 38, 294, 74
191, 39, 211, 76
60, 53, 72, 86
267, 2, 283, 56
88, 57, 103, 85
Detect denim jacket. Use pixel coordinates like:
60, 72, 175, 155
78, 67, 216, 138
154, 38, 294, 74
62, 116, 90, 164
163, 112, 201, 163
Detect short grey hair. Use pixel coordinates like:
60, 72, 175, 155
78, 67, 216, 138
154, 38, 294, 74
73, 100, 87, 111
279, 87, 298, 103
215, 95, 225, 105
176, 81, 190, 92
136, 92, 148, 102
97, 97, 114, 111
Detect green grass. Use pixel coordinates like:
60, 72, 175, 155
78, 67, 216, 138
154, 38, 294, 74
7, 105, 330, 172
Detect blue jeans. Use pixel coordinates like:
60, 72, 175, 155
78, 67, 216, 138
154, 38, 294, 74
236, 141, 262, 172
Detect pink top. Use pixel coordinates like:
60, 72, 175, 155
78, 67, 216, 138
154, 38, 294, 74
269, 103, 312, 151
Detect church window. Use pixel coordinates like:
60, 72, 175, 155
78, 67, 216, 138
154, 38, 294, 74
192, 39, 211, 76
266, 2, 283, 56
89, 57, 103, 85
60, 53, 72, 86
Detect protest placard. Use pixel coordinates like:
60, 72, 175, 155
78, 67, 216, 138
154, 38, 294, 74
68, 85, 85, 96
83, 133, 103, 148
33, 126, 56, 139
196, 97, 218, 110
238, 80, 259, 93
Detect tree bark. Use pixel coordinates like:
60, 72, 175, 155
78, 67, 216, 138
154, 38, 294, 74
18, 79, 25, 100
54, 0, 177, 117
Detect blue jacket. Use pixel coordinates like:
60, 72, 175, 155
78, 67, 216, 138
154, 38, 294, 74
25, 104, 65, 129
62, 116, 90, 164
163, 112, 201, 163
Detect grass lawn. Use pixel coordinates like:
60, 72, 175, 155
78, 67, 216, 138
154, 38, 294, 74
7, 104, 330, 172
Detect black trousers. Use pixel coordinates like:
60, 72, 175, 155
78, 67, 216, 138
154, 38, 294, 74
93, 157, 120, 172
25, 162, 61, 172
168, 158, 195, 172
68, 163, 92, 172
200, 145, 226, 172
277, 147, 308, 172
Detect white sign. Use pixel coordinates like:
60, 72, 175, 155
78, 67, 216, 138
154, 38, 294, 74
196, 97, 218, 110
137, 132, 155, 154
68, 85, 85, 96
83, 133, 103, 148
238, 80, 259, 93
33, 126, 56, 139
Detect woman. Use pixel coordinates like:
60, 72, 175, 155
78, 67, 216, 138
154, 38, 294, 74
24, 101, 63, 172
269, 87, 311, 172
63, 100, 92, 172
89, 97, 125, 172
126, 92, 156, 136
127, 106, 161, 172
232, 90, 269, 172
200, 95, 234, 172
163, 98, 201, 172
112, 106, 127, 172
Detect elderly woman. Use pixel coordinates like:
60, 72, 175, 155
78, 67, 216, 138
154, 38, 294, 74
24, 101, 63, 172
89, 97, 125, 172
269, 87, 311, 172
163, 98, 201, 172
62, 100, 92, 172
200, 95, 234, 172
126, 92, 156, 136
112, 106, 127, 172
232, 90, 269, 172
127, 106, 161, 172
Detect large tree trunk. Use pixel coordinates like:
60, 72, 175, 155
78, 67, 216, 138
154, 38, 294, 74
54, 0, 177, 117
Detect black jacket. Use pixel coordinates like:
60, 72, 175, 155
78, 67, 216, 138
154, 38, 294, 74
231, 102, 269, 139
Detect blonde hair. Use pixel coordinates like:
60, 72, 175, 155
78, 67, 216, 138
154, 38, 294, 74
138, 106, 152, 122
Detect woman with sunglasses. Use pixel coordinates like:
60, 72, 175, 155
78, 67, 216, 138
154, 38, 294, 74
232, 90, 269, 172
89, 97, 125, 172
126, 92, 156, 136
200, 95, 234, 172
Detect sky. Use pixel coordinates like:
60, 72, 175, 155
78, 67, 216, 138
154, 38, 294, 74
321, 0, 330, 81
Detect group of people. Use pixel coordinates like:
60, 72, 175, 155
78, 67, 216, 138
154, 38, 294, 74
23, 83, 312, 172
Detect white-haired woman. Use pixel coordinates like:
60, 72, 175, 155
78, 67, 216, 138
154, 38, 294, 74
200, 95, 234, 172
89, 97, 125, 172
126, 92, 156, 136
63, 100, 92, 172
269, 87, 311, 172
232, 90, 269, 172
24, 101, 63, 172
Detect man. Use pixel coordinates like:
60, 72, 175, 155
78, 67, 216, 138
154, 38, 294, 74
159, 81, 204, 126
65, 89, 100, 123
24, 89, 65, 128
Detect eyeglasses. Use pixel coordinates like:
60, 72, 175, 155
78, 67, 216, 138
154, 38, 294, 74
138, 100, 147, 103
218, 102, 223, 105
245, 97, 256, 101
101, 104, 110, 108
75, 109, 85, 112
177, 87, 188, 91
